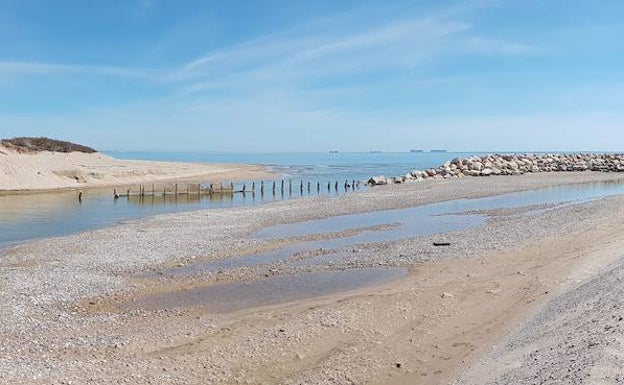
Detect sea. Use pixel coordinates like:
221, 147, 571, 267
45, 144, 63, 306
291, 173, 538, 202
105, 151, 479, 183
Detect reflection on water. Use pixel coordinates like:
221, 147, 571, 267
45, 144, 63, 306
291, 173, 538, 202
0, 180, 352, 248
258, 181, 624, 239
164, 213, 481, 278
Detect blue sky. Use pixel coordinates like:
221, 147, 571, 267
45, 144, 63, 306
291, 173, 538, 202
1, 0, 623, 152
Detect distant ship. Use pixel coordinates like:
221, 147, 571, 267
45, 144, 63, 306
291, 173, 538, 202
329, 150, 339, 154
409, 149, 424, 153
430, 149, 448, 153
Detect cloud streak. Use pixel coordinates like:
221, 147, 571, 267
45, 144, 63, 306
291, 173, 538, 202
170, 11, 533, 102
0, 60, 161, 79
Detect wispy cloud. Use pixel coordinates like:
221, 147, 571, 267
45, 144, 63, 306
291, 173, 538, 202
464, 37, 536, 55
169, 4, 535, 102
138, 0, 154, 10
0, 60, 160, 79
1, 1, 535, 89
0, 0, 540, 134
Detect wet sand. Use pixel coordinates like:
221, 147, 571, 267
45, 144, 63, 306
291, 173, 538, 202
1, 172, 624, 384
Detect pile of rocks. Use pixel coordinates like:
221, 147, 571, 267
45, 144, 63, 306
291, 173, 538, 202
369, 153, 624, 185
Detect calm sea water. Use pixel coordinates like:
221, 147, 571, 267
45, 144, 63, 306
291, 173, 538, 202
105, 151, 482, 182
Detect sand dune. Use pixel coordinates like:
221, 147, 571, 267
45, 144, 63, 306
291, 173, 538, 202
0, 144, 272, 192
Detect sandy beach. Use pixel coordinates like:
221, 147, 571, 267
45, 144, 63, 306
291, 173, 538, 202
0, 144, 272, 192
1, 172, 624, 384
4, 0, 621, 383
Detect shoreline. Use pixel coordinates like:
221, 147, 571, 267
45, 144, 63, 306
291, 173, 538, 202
2, 172, 624, 383
0, 164, 272, 196
0, 145, 275, 194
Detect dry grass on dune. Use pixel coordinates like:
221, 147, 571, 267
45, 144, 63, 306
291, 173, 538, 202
0, 137, 97, 154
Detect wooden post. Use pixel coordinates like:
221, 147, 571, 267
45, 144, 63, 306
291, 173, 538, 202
272, 181, 276, 195
327, 182, 331, 192
317, 181, 320, 194
252, 181, 255, 191
300, 180, 304, 194
289, 180, 292, 194
344, 180, 348, 191
307, 181, 311, 194
127, 189, 130, 198
242, 183, 246, 193
281, 180, 284, 193
175, 183, 178, 196
230, 182, 234, 191
352, 180, 356, 191
335, 181, 338, 192
261, 181, 265, 195
163, 186, 166, 197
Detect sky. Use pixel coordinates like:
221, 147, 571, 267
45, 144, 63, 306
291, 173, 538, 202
0, 0, 623, 152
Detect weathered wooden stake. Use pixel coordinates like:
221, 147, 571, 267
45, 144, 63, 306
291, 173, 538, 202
317, 181, 320, 193
307, 181, 311, 193
175, 183, 178, 196
335, 181, 338, 192
261, 181, 265, 195
300, 180, 304, 194
252, 181, 256, 191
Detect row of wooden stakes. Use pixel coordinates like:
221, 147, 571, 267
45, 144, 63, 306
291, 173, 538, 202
114, 180, 362, 199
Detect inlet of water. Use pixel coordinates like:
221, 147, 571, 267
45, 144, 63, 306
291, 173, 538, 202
0, 180, 352, 249
258, 181, 624, 239
165, 181, 624, 278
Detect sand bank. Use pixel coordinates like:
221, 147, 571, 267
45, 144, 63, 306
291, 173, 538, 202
0, 144, 272, 192
1, 172, 624, 384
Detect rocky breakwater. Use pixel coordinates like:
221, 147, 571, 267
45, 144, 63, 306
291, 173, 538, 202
368, 153, 624, 185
